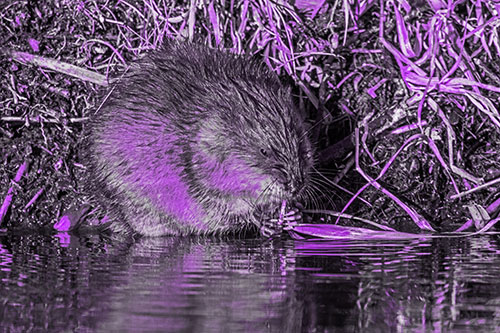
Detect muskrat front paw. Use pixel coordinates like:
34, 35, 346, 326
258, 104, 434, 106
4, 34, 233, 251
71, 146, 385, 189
281, 208, 303, 231
259, 224, 277, 238
259, 207, 303, 237
259, 214, 282, 238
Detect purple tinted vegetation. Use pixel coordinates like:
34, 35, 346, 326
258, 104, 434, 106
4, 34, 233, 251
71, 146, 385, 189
0, 162, 27, 226
53, 215, 70, 231
1, 1, 500, 237
27, 38, 39, 52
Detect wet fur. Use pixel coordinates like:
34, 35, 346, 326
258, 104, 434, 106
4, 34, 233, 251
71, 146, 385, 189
85, 41, 313, 237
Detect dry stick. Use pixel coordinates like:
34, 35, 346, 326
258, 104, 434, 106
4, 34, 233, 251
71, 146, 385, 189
303, 210, 396, 232
455, 196, 500, 232
0, 161, 27, 225
460, 215, 500, 235
207, 1, 221, 46
450, 177, 500, 200
465, 91, 500, 128
1, 116, 88, 123
358, 129, 435, 231
332, 155, 354, 185
426, 136, 460, 194
186, 0, 197, 41
335, 128, 435, 231
390, 121, 428, 135
360, 111, 377, 164
430, 98, 483, 184
10, 50, 108, 87
24, 187, 45, 211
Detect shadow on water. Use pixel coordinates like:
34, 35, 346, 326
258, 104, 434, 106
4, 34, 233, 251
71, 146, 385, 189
0, 231, 499, 332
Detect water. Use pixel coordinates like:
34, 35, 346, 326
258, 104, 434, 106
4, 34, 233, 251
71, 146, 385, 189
0, 232, 499, 332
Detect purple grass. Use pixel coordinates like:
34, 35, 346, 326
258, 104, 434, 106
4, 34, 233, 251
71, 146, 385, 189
288, 224, 431, 241
0, 162, 27, 225
2, 1, 500, 235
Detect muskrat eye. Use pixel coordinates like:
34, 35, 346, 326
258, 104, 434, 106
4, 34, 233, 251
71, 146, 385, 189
260, 148, 268, 157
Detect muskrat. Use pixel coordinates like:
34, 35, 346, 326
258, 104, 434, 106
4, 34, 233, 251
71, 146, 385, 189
84, 41, 314, 237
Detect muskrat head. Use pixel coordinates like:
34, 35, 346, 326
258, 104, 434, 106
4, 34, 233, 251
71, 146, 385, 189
193, 77, 314, 210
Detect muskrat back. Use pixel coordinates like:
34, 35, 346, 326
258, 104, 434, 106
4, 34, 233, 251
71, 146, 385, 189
86, 41, 314, 237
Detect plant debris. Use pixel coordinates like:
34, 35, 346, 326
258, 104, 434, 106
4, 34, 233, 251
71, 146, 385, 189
1, 1, 500, 236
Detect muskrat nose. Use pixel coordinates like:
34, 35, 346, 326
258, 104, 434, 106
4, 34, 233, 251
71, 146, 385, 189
287, 174, 305, 197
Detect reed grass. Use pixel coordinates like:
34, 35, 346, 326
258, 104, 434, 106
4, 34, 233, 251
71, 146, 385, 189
1, 0, 499, 236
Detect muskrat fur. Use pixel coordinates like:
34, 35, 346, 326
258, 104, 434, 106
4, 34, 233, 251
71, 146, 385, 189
85, 41, 314, 237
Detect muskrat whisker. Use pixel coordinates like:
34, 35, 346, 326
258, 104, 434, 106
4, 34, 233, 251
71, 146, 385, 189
301, 187, 314, 210
307, 178, 337, 210
309, 177, 342, 201
307, 187, 322, 212
312, 167, 352, 194
311, 169, 339, 176
254, 179, 277, 208
312, 167, 372, 206
306, 182, 330, 211
312, 166, 338, 179
245, 178, 279, 230
309, 177, 332, 192
308, 188, 321, 211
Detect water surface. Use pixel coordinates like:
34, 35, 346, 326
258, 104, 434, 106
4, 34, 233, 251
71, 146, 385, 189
0, 232, 499, 332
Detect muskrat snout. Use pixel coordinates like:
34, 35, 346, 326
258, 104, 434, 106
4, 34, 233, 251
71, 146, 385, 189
287, 178, 308, 199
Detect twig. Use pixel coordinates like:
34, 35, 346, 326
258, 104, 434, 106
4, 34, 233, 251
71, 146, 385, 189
1, 116, 89, 123
24, 187, 45, 211
450, 177, 500, 200
303, 209, 396, 231
0, 161, 27, 225
10, 50, 108, 86
337, 128, 435, 231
